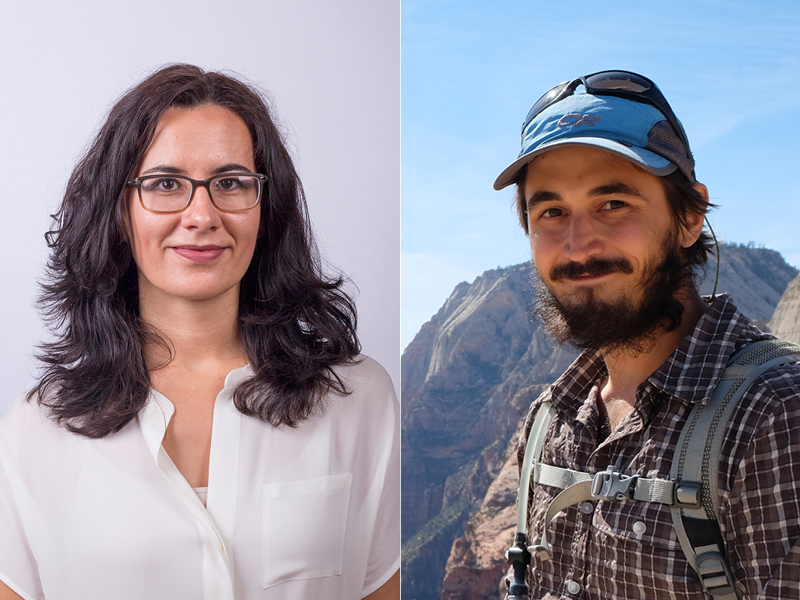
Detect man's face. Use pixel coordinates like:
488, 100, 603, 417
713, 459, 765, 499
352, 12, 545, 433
523, 145, 701, 352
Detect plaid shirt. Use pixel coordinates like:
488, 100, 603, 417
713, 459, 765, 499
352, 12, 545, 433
516, 293, 800, 599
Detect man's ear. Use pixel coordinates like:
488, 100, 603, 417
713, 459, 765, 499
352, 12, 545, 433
680, 182, 709, 249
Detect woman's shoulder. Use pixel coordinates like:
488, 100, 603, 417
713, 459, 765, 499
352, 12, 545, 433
1, 393, 50, 437
310, 355, 398, 428
0, 392, 81, 457
330, 355, 397, 403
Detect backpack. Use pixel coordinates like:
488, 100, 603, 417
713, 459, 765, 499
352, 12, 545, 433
506, 339, 800, 600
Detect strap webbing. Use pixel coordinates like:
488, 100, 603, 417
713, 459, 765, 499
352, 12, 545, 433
535, 463, 676, 504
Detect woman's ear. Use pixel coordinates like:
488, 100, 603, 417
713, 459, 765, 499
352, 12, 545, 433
680, 182, 709, 249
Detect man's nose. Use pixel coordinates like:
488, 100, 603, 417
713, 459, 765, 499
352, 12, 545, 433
562, 214, 603, 263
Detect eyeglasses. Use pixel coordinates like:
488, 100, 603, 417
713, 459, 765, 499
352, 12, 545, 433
522, 70, 692, 157
126, 173, 267, 213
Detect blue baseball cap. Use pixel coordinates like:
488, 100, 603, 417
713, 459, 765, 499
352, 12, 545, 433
493, 92, 695, 191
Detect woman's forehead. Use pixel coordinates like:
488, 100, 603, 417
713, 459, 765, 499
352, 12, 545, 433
140, 105, 256, 172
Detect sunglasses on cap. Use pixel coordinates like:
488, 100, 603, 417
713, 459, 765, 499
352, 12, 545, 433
522, 70, 692, 159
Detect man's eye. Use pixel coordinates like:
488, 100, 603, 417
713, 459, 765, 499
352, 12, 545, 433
602, 200, 627, 210
539, 207, 565, 219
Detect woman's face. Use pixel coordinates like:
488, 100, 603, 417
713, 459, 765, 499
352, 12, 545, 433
126, 104, 261, 308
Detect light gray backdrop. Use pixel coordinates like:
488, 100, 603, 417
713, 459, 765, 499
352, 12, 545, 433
0, 0, 400, 416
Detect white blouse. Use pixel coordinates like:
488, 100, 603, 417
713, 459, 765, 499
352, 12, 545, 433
0, 356, 399, 600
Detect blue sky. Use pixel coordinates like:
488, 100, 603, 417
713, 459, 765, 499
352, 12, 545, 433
402, 0, 800, 350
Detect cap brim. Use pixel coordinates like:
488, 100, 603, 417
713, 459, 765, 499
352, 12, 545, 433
492, 137, 677, 191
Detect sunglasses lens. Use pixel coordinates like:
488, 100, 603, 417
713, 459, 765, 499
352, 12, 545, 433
585, 71, 653, 94
523, 81, 571, 131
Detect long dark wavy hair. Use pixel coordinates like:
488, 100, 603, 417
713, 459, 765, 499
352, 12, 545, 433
30, 64, 361, 438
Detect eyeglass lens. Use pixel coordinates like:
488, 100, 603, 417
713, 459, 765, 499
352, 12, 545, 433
138, 174, 261, 212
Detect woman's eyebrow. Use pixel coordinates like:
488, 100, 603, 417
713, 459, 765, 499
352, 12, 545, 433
139, 163, 253, 176
210, 163, 253, 174
140, 165, 184, 175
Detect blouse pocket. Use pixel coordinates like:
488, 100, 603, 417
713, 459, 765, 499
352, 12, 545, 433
262, 473, 353, 589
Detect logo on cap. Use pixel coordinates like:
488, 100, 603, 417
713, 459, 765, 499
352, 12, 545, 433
557, 113, 601, 128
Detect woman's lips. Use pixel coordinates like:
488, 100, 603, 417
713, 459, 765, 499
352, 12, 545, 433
171, 245, 227, 263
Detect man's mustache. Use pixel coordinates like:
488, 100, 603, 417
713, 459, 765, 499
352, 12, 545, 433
550, 257, 634, 281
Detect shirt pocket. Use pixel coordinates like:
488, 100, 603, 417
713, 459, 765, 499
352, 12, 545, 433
589, 501, 702, 594
262, 473, 353, 589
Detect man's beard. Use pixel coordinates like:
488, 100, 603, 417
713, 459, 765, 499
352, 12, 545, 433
531, 239, 694, 354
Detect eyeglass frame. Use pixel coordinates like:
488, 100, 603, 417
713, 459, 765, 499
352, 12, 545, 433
521, 70, 692, 159
125, 172, 268, 213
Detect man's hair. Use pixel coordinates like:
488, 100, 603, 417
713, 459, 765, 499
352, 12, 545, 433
514, 164, 714, 268
31, 64, 360, 438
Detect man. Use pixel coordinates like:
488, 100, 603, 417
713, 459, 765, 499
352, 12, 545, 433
493, 71, 800, 599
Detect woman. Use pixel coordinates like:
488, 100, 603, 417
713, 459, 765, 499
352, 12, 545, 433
0, 65, 399, 600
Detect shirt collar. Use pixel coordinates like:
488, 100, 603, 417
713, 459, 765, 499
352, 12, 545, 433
647, 293, 760, 405
224, 363, 254, 388
547, 293, 765, 410
139, 389, 174, 462
137, 364, 254, 461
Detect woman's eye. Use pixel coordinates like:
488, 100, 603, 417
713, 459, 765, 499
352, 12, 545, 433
216, 178, 240, 191
142, 177, 184, 193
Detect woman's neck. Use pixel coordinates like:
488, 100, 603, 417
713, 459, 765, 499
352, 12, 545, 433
139, 290, 247, 373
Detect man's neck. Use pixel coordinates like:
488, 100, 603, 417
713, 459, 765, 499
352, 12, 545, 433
598, 290, 708, 429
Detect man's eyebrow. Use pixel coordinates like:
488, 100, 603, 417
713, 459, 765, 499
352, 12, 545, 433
139, 163, 254, 176
588, 183, 643, 198
526, 190, 562, 211
525, 182, 645, 211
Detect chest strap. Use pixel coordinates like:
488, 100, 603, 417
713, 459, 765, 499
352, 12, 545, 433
530, 464, 694, 561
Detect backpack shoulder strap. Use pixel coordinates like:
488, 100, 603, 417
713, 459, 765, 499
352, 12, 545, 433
506, 401, 556, 600
516, 401, 556, 536
670, 339, 800, 600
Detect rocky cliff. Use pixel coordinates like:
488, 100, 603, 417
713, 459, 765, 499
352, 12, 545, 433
401, 243, 798, 600
769, 272, 800, 343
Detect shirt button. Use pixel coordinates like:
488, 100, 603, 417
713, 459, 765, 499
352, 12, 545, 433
580, 501, 594, 514
633, 521, 647, 535
567, 580, 581, 594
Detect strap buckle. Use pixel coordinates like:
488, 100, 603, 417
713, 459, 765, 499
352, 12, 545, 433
674, 480, 702, 509
591, 466, 639, 501
696, 550, 738, 597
